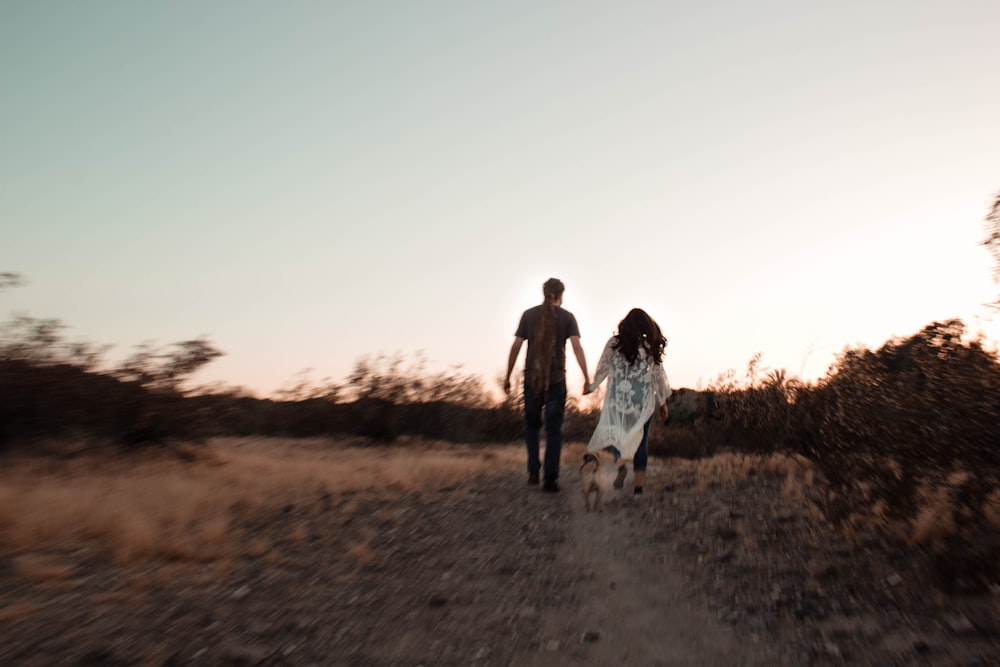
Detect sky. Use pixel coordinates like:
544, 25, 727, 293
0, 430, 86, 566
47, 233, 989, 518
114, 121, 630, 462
2, 1, 999, 398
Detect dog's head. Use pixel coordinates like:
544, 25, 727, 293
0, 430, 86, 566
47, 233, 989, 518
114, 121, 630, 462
580, 452, 600, 472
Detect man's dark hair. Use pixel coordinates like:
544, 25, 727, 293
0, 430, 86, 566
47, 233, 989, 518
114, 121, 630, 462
542, 278, 564, 299
530, 278, 565, 394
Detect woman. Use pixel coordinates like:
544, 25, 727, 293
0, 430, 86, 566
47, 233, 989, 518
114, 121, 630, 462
586, 308, 671, 495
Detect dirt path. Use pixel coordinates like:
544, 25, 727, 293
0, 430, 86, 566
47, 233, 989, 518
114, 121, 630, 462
522, 463, 793, 667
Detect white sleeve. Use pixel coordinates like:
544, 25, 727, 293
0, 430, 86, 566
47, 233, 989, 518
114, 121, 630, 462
652, 363, 671, 406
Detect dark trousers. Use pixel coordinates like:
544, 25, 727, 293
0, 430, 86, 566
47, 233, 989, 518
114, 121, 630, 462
605, 416, 652, 471
523, 380, 567, 484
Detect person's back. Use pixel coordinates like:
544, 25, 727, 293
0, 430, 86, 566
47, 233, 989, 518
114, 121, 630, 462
586, 308, 671, 495
516, 303, 579, 392
504, 278, 590, 492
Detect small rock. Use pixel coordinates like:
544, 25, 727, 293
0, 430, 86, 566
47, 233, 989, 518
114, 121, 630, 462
821, 616, 858, 640
795, 600, 827, 620
220, 642, 271, 666
808, 560, 838, 581
945, 614, 978, 637
885, 572, 903, 587
517, 605, 538, 619
716, 526, 738, 541
714, 549, 734, 563
860, 532, 880, 548
232, 585, 251, 600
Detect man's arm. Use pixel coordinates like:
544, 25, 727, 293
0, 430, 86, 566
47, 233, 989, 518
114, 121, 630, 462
569, 335, 590, 394
503, 337, 525, 395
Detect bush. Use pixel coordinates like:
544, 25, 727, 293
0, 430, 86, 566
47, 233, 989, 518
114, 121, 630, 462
0, 315, 222, 449
706, 320, 1000, 591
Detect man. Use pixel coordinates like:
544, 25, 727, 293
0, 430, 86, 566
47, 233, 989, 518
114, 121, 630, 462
504, 278, 590, 492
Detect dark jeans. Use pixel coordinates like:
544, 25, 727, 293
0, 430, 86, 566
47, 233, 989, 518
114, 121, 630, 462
523, 380, 567, 484
634, 417, 651, 472
605, 416, 652, 472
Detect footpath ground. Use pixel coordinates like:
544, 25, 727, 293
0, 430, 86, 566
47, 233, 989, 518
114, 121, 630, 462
522, 470, 793, 667
0, 437, 998, 665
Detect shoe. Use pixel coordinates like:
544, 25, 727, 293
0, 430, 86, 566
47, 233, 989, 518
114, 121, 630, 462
542, 482, 560, 493
528, 473, 539, 485
613, 466, 627, 489
633, 486, 644, 496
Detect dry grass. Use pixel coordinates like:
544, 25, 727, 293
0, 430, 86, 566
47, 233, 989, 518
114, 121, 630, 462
0, 601, 37, 624
347, 534, 377, 570
12, 554, 75, 581
833, 466, 996, 548
0, 437, 525, 567
692, 451, 819, 496
984, 489, 1000, 530
911, 485, 958, 545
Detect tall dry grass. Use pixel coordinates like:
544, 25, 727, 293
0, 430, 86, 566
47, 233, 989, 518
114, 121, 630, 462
691, 451, 819, 497
0, 437, 525, 565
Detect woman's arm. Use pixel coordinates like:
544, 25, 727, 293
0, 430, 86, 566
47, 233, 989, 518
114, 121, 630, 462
652, 363, 671, 406
653, 364, 671, 423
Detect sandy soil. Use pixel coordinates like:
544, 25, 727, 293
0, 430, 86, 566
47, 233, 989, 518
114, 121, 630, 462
1, 437, 998, 666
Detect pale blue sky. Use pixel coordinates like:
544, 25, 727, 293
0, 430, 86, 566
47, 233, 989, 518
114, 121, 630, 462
3, 1, 999, 396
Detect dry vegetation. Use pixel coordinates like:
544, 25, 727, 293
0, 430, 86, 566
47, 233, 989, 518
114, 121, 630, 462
2, 438, 996, 665
0, 437, 523, 563
0, 437, 568, 665
703, 319, 1000, 593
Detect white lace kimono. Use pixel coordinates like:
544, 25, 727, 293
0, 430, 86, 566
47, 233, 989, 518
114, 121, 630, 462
586, 337, 671, 460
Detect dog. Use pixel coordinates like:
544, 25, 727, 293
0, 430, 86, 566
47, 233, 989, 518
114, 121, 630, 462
580, 452, 607, 512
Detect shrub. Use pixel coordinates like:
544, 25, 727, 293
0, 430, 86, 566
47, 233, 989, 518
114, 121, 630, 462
706, 320, 1000, 591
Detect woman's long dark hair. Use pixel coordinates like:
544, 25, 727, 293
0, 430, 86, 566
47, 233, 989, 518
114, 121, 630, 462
529, 278, 564, 395
612, 308, 666, 366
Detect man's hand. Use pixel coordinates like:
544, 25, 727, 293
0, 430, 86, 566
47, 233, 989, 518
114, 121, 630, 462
505, 338, 524, 398
659, 404, 669, 424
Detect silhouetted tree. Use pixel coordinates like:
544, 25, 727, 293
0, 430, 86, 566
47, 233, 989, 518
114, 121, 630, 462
0, 272, 24, 292
114, 337, 223, 392
983, 192, 1000, 304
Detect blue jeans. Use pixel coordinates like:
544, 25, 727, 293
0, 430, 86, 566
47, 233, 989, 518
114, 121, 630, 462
523, 380, 567, 484
605, 417, 652, 472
